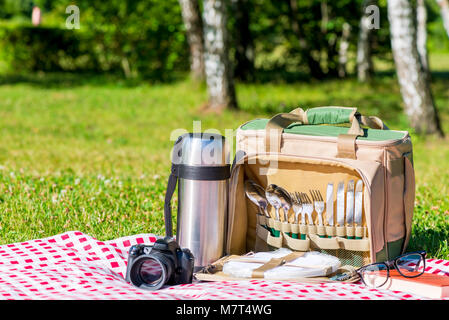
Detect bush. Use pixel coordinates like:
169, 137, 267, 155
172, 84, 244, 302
0, 22, 96, 73
0, 8, 190, 80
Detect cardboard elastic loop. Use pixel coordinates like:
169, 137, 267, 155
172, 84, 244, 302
299, 224, 308, 234
355, 226, 364, 238
290, 223, 300, 234
325, 226, 336, 237
308, 225, 317, 235
317, 225, 326, 236
346, 226, 355, 238
281, 222, 291, 233
336, 226, 346, 237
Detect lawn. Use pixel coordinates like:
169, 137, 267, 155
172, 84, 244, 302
0, 54, 448, 260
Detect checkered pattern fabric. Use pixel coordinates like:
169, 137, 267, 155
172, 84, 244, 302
0, 231, 448, 300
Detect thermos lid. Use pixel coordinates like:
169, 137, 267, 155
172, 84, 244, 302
172, 133, 230, 167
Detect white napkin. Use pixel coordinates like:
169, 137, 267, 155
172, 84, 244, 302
222, 248, 341, 279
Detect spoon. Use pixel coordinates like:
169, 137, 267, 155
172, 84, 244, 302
265, 184, 281, 221
245, 180, 273, 236
275, 185, 293, 237
274, 185, 292, 223
265, 184, 282, 237
244, 180, 269, 218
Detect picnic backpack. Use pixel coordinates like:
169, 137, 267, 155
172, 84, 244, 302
225, 106, 415, 267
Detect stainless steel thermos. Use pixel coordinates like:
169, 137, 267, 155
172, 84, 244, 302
164, 133, 230, 270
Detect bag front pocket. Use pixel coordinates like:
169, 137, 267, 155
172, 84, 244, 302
227, 152, 384, 267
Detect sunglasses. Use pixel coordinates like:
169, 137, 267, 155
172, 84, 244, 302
356, 250, 427, 288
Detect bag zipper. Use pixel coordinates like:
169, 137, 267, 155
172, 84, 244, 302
238, 125, 410, 148
231, 152, 373, 194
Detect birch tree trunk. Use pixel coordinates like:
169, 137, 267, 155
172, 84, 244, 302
202, 0, 238, 110
388, 0, 444, 137
338, 22, 351, 78
416, 0, 429, 74
357, 0, 376, 82
436, 0, 449, 38
179, 0, 205, 81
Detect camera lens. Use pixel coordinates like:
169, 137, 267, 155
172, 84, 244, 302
129, 253, 173, 290
139, 258, 164, 286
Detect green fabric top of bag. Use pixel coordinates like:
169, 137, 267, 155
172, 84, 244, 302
306, 107, 355, 125
240, 118, 407, 142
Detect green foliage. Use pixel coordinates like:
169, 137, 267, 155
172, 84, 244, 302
0, 0, 189, 79
0, 0, 448, 79
0, 0, 34, 20
0, 22, 97, 73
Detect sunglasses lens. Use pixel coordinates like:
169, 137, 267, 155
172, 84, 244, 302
359, 263, 389, 288
396, 253, 425, 277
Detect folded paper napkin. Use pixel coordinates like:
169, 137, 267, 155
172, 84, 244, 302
222, 248, 341, 279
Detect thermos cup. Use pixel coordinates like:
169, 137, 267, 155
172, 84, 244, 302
164, 133, 230, 270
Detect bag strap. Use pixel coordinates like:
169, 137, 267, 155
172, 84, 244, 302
251, 251, 305, 278
265, 106, 388, 159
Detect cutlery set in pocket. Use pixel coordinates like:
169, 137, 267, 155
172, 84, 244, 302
245, 179, 368, 248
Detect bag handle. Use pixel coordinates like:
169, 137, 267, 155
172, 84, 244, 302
265, 106, 389, 159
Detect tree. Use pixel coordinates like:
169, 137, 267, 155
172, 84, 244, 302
231, 0, 254, 81
388, 0, 444, 137
286, 0, 324, 79
357, 0, 376, 82
436, 0, 449, 38
338, 22, 351, 78
416, 0, 429, 74
202, 0, 238, 110
179, 0, 205, 81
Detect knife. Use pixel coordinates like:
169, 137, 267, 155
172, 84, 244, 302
354, 180, 364, 239
345, 180, 355, 239
326, 183, 334, 238
336, 181, 345, 229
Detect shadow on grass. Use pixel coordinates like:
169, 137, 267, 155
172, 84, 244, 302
0, 71, 188, 88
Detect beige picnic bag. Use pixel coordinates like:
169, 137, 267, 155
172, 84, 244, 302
225, 106, 415, 267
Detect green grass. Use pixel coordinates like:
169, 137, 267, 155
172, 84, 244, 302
0, 54, 448, 260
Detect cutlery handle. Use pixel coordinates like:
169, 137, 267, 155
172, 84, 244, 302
299, 224, 307, 240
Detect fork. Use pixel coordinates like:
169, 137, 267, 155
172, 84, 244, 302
290, 192, 303, 224
300, 192, 314, 225
310, 190, 326, 238
299, 193, 313, 240
310, 190, 325, 226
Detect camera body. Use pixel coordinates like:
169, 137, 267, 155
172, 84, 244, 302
125, 237, 194, 290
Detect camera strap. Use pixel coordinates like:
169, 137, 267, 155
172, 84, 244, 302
164, 163, 179, 238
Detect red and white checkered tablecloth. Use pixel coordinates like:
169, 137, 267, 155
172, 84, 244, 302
0, 231, 448, 300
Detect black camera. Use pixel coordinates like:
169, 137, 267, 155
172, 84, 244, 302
125, 237, 194, 290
